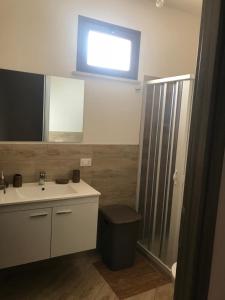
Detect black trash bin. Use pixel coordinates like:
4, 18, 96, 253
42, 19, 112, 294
98, 205, 142, 271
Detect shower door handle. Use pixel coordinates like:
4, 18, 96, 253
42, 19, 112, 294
173, 169, 178, 185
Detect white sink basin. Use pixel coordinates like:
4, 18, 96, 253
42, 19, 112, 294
17, 182, 77, 200
0, 188, 20, 203
0, 180, 100, 206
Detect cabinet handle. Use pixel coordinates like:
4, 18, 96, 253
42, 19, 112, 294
30, 212, 48, 218
56, 210, 72, 215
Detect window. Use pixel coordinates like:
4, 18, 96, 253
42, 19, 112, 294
76, 16, 141, 80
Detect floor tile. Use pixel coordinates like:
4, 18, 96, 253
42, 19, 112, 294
155, 283, 174, 300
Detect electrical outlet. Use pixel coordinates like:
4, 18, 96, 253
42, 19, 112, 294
80, 158, 92, 167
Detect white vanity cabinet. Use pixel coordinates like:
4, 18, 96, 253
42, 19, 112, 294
0, 208, 52, 269
0, 183, 100, 270
51, 199, 98, 257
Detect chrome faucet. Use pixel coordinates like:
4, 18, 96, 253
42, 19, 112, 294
39, 171, 46, 186
0, 171, 7, 194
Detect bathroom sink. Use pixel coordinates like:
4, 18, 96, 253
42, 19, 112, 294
0, 180, 100, 207
17, 182, 77, 200
0, 188, 20, 203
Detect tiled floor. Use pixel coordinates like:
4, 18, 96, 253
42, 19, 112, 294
125, 283, 173, 300
0, 251, 173, 300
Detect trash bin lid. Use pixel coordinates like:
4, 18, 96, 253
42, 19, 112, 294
100, 205, 142, 224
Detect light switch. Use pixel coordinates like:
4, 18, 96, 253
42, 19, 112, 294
80, 158, 92, 167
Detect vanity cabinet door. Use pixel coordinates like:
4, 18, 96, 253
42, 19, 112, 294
0, 208, 51, 269
51, 200, 98, 257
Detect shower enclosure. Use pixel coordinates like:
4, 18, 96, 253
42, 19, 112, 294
138, 75, 194, 270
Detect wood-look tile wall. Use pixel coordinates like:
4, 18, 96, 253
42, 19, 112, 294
0, 144, 139, 207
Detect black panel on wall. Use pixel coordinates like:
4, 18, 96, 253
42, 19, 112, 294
0, 69, 44, 141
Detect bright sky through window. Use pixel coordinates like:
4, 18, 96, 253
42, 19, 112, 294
87, 31, 132, 71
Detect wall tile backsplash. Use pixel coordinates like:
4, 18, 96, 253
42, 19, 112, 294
0, 144, 139, 207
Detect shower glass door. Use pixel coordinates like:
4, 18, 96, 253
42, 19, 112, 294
138, 77, 193, 268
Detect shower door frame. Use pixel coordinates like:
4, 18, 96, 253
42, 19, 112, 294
173, 0, 225, 299
137, 75, 194, 272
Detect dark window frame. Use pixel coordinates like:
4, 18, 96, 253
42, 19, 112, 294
76, 15, 141, 80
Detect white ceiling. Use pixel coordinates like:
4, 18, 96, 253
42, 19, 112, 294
159, 0, 202, 15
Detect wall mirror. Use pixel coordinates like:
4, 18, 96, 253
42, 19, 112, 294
0, 69, 85, 143
45, 76, 84, 143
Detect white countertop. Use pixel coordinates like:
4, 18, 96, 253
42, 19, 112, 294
0, 180, 100, 207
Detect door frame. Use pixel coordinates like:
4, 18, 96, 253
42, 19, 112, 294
174, 0, 225, 299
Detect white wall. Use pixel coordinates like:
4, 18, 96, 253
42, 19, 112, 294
0, 0, 201, 144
